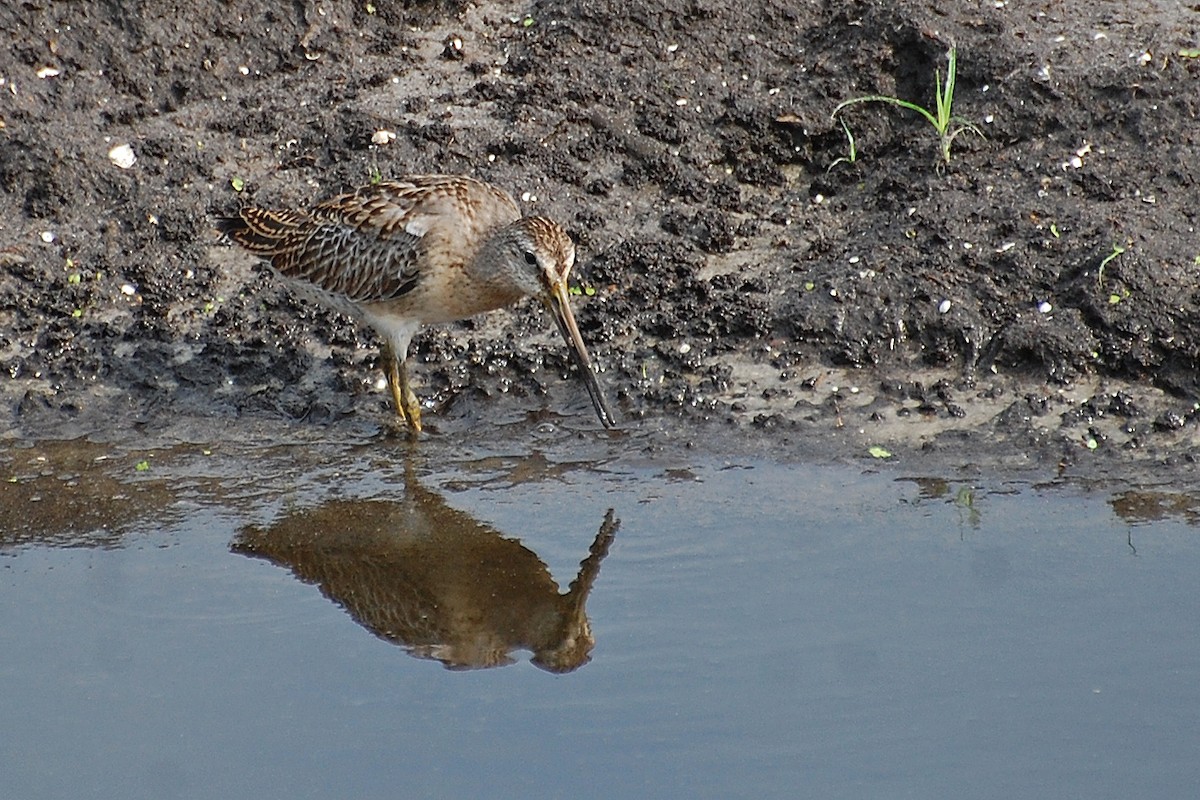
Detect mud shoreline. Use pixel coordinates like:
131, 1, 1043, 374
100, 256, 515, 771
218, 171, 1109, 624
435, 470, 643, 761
3, 1, 1199, 474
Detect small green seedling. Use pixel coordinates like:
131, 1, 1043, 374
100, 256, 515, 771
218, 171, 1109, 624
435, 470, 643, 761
230, 176, 245, 192
827, 118, 858, 171
1097, 243, 1126, 288
833, 47, 984, 164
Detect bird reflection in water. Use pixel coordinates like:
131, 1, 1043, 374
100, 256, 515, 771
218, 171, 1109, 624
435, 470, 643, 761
232, 478, 618, 673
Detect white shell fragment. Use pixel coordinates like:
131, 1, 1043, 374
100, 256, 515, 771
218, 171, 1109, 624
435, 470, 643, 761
108, 143, 137, 169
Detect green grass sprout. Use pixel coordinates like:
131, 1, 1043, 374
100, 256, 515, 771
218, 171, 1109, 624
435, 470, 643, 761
827, 118, 858, 171
1097, 243, 1127, 288
832, 47, 984, 164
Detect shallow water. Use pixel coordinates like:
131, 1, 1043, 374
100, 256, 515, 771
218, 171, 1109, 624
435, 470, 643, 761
3, 421, 1200, 798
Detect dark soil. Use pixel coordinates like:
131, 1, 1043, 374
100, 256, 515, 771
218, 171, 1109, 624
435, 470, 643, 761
3, 0, 1200, 471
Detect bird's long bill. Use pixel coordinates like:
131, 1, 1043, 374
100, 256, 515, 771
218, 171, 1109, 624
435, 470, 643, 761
547, 280, 617, 429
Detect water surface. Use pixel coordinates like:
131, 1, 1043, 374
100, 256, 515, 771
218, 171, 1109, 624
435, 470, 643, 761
3, 423, 1199, 798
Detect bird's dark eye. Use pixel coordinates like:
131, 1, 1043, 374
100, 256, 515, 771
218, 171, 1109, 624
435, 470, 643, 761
523, 251, 538, 266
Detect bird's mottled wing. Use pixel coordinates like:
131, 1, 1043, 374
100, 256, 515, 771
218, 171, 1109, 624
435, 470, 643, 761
222, 187, 426, 303
218, 176, 521, 303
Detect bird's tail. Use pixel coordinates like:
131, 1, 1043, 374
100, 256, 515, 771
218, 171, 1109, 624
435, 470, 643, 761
215, 209, 306, 256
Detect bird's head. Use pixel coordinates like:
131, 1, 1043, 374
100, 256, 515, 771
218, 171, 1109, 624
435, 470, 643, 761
487, 216, 615, 429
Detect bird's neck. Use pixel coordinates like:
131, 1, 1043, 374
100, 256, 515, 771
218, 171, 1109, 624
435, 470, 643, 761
461, 228, 526, 309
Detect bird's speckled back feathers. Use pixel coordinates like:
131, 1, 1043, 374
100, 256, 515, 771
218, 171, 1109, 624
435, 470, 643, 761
216, 175, 522, 304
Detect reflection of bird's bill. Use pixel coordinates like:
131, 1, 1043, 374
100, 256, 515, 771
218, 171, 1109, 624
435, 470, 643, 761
547, 280, 617, 429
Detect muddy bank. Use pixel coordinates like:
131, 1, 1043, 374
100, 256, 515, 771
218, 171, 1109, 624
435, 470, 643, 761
2, 0, 1199, 470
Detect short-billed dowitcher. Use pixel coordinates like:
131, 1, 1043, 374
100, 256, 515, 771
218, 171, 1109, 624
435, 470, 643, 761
216, 175, 615, 432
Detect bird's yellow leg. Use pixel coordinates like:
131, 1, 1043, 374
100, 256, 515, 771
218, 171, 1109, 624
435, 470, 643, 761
397, 358, 422, 433
381, 342, 420, 432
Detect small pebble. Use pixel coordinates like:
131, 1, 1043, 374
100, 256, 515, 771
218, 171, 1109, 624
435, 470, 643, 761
108, 143, 136, 169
